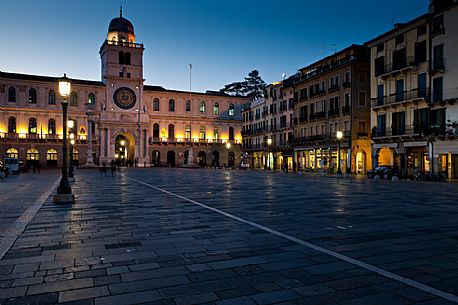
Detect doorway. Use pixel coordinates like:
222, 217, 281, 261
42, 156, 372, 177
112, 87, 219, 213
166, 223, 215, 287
167, 150, 176, 167
115, 134, 135, 166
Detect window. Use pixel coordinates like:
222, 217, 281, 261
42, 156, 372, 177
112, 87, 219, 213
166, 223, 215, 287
377, 84, 384, 105
228, 103, 235, 116
433, 44, 444, 70
229, 126, 234, 140
418, 73, 427, 98
168, 124, 175, 139
358, 121, 366, 134
213, 128, 219, 140
392, 111, 406, 135
169, 99, 175, 112
48, 119, 56, 135
344, 93, 351, 108
377, 114, 386, 137
358, 92, 367, 107
29, 88, 37, 104
125, 52, 131, 65
185, 124, 191, 140
47, 149, 58, 161
375, 56, 385, 76
432, 15, 444, 35
186, 100, 191, 112
200, 101, 206, 114
393, 48, 407, 70
8, 86, 16, 102
395, 35, 405, 45
153, 98, 159, 111
119, 51, 125, 64
6, 148, 18, 158
48, 90, 56, 105
200, 126, 206, 140
29, 118, 37, 134
26, 148, 39, 161
70, 92, 77, 106
396, 79, 405, 102
88, 92, 96, 106
213, 102, 219, 115
415, 41, 427, 64
8, 117, 16, 133
433, 77, 443, 102
153, 123, 159, 138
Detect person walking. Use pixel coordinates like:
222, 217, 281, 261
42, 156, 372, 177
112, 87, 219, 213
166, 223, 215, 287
110, 160, 116, 177
100, 161, 107, 177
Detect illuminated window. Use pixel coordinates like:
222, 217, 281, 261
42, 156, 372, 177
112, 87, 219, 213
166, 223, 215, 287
229, 103, 235, 116
46, 149, 58, 161
200, 101, 206, 114
168, 124, 174, 139
48, 90, 56, 105
88, 92, 96, 106
6, 147, 18, 158
213, 102, 219, 115
200, 126, 206, 140
26, 148, 39, 160
48, 119, 56, 135
213, 128, 219, 140
29, 118, 37, 134
29, 88, 37, 104
185, 124, 191, 140
8, 117, 16, 134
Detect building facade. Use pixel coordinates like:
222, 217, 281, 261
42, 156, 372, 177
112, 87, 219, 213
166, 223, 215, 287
292, 45, 372, 174
0, 13, 249, 169
368, 1, 458, 179
242, 98, 266, 169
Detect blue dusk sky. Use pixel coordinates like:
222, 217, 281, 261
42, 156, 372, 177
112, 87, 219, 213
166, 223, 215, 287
0, 0, 428, 92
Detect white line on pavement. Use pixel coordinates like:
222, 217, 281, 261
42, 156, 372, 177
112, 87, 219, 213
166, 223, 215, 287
124, 175, 458, 303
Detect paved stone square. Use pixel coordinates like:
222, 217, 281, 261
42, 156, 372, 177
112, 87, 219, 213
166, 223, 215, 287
1, 168, 458, 304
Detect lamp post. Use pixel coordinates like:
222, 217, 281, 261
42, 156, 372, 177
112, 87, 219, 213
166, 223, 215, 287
84, 102, 95, 167
226, 142, 231, 168
68, 119, 75, 178
336, 130, 343, 176
267, 138, 272, 170
54, 74, 74, 203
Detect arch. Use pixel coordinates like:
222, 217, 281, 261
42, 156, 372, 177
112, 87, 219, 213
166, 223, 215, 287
153, 123, 160, 138
356, 149, 367, 175
29, 118, 37, 134
28, 88, 37, 104
152, 150, 161, 166
153, 98, 160, 111
228, 151, 235, 168
114, 133, 135, 166
48, 119, 56, 135
169, 99, 175, 112
186, 100, 191, 112
229, 126, 234, 140
26, 147, 39, 168
167, 150, 176, 167
211, 151, 220, 167
229, 103, 235, 116
46, 148, 58, 167
6, 147, 18, 158
8, 116, 16, 134
8, 86, 16, 102
200, 101, 206, 114
88, 92, 96, 106
119, 51, 125, 64
168, 124, 175, 139
73, 148, 79, 167
48, 90, 56, 105
213, 102, 219, 115
198, 151, 206, 167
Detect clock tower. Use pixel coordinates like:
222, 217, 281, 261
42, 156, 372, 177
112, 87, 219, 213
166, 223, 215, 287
99, 8, 148, 166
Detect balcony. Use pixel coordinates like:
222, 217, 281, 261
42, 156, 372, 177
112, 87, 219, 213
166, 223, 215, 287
149, 137, 242, 145
309, 111, 325, 121
298, 116, 308, 123
102, 39, 144, 49
378, 56, 417, 78
433, 57, 445, 72
342, 105, 351, 115
371, 126, 446, 139
342, 81, 351, 89
0, 132, 93, 143
294, 131, 351, 145
328, 108, 339, 118
371, 88, 429, 108
328, 85, 340, 93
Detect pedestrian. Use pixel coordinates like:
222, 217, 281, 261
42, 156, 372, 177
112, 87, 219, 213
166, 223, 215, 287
111, 160, 116, 177
101, 161, 107, 177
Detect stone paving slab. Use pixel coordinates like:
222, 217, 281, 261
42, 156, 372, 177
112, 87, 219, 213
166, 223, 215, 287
0, 168, 458, 304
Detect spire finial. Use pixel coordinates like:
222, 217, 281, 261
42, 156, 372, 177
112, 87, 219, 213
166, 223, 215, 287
120, 5, 123, 18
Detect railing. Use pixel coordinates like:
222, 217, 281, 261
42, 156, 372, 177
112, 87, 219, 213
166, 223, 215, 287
328, 85, 340, 93
309, 111, 325, 121
0, 132, 92, 143
433, 57, 445, 71
294, 131, 351, 145
371, 126, 446, 138
379, 56, 417, 76
299, 116, 308, 123
103, 39, 144, 49
328, 108, 339, 117
342, 81, 351, 89
371, 88, 429, 107
342, 105, 351, 115
149, 137, 241, 145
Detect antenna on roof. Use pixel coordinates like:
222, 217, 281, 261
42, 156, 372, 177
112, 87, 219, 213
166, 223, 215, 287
331, 44, 337, 54
120, 5, 123, 18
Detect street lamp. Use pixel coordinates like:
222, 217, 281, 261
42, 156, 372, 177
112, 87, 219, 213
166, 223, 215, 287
267, 138, 272, 170
68, 119, 75, 178
54, 74, 74, 203
336, 130, 343, 176
226, 142, 231, 168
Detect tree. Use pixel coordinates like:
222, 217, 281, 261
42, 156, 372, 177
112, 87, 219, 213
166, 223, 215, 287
220, 70, 266, 99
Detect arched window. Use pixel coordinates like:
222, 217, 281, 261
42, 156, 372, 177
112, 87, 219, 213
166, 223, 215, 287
6, 148, 18, 158
88, 92, 96, 106
119, 51, 125, 64
8, 117, 16, 134
26, 148, 39, 160
48, 119, 56, 135
29, 118, 37, 134
153, 123, 160, 138
229, 103, 235, 116
125, 52, 131, 65
28, 88, 37, 104
213, 102, 219, 115
70, 92, 78, 106
168, 124, 175, 139
73, 148, 79, 161
153, 98, 160, 111
8, 87, 16, 102
46, 149, 58, 160
169, 99, 175, 112
185, 124, 191, 140
48, 90, 56, 105
200, 126, 206, 140
229, 126, 234, 140
200, 101, 206, 114
186, 100, 191, 112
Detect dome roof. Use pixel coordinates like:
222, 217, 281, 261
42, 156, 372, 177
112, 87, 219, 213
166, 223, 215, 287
108, 17, 134, 35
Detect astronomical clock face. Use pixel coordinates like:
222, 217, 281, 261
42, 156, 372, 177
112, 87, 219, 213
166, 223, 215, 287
113, 87, 136, 110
